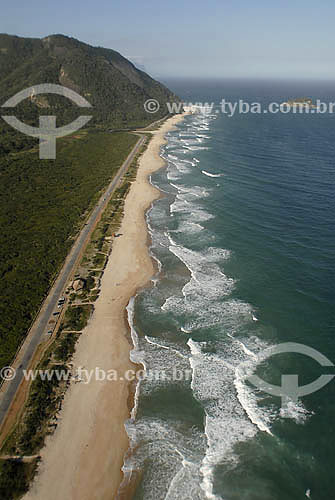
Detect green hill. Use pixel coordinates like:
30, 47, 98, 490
0, 33, 179, 129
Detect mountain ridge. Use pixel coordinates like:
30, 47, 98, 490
0, 33, 179, 128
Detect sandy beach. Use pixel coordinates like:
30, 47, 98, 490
23, 113, 186, 500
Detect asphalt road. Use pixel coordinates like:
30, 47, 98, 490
0, 133, 146, 426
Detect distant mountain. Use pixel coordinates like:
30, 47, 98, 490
0, 33, 180, 128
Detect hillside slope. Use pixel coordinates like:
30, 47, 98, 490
0, 33, 179, 128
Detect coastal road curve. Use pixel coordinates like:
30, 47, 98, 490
0, 132, 146, 429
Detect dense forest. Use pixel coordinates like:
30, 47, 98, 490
0, 129, 137, 369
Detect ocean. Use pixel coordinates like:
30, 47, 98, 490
122, 79, 335, 500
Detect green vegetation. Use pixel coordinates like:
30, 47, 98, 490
84, 275, 95, 291
0, 33, 180, 129
0, 459, 36, 500
18, 366, 68, 454
0, 130, 137, 370
62, 305, 93, 331
92, 252, 107, 269
2, 357, 68, 456
54, 332, 79, 362
0, 121, 35, 156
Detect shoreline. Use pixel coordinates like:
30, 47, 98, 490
23, 113, 186, 500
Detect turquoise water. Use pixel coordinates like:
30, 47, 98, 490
123, 81, 335, 500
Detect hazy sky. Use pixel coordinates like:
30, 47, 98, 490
2, 0, 335, 80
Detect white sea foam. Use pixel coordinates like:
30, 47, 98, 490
279, 401, 313, 423
183, 145, 209, 151
126, 297, 145, 421
162, 239, 235, 331
123, 418, 207, 500
186, 338, 261, 498
181, 326, 192, 333
159, 232, 279, 491
124, 110, 310, 499
145, 335, 170, 350
202, 170, 223, 178
151, 113, 279, 494
180, 138, 203, 146
146, 210, 164, 277
175, 221, 204, 234
127, 297, 142, 363
170, 196, 214, 222
171, 157, 197, 166
167, 154, 179, 161
234, 371, 274, 436
170, 182, 210, 198
164, 460, 205, 500
145, 335, 187, 359
170, 160, 192, 175
234, 337, 313, 432
169, 187, 213, 218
